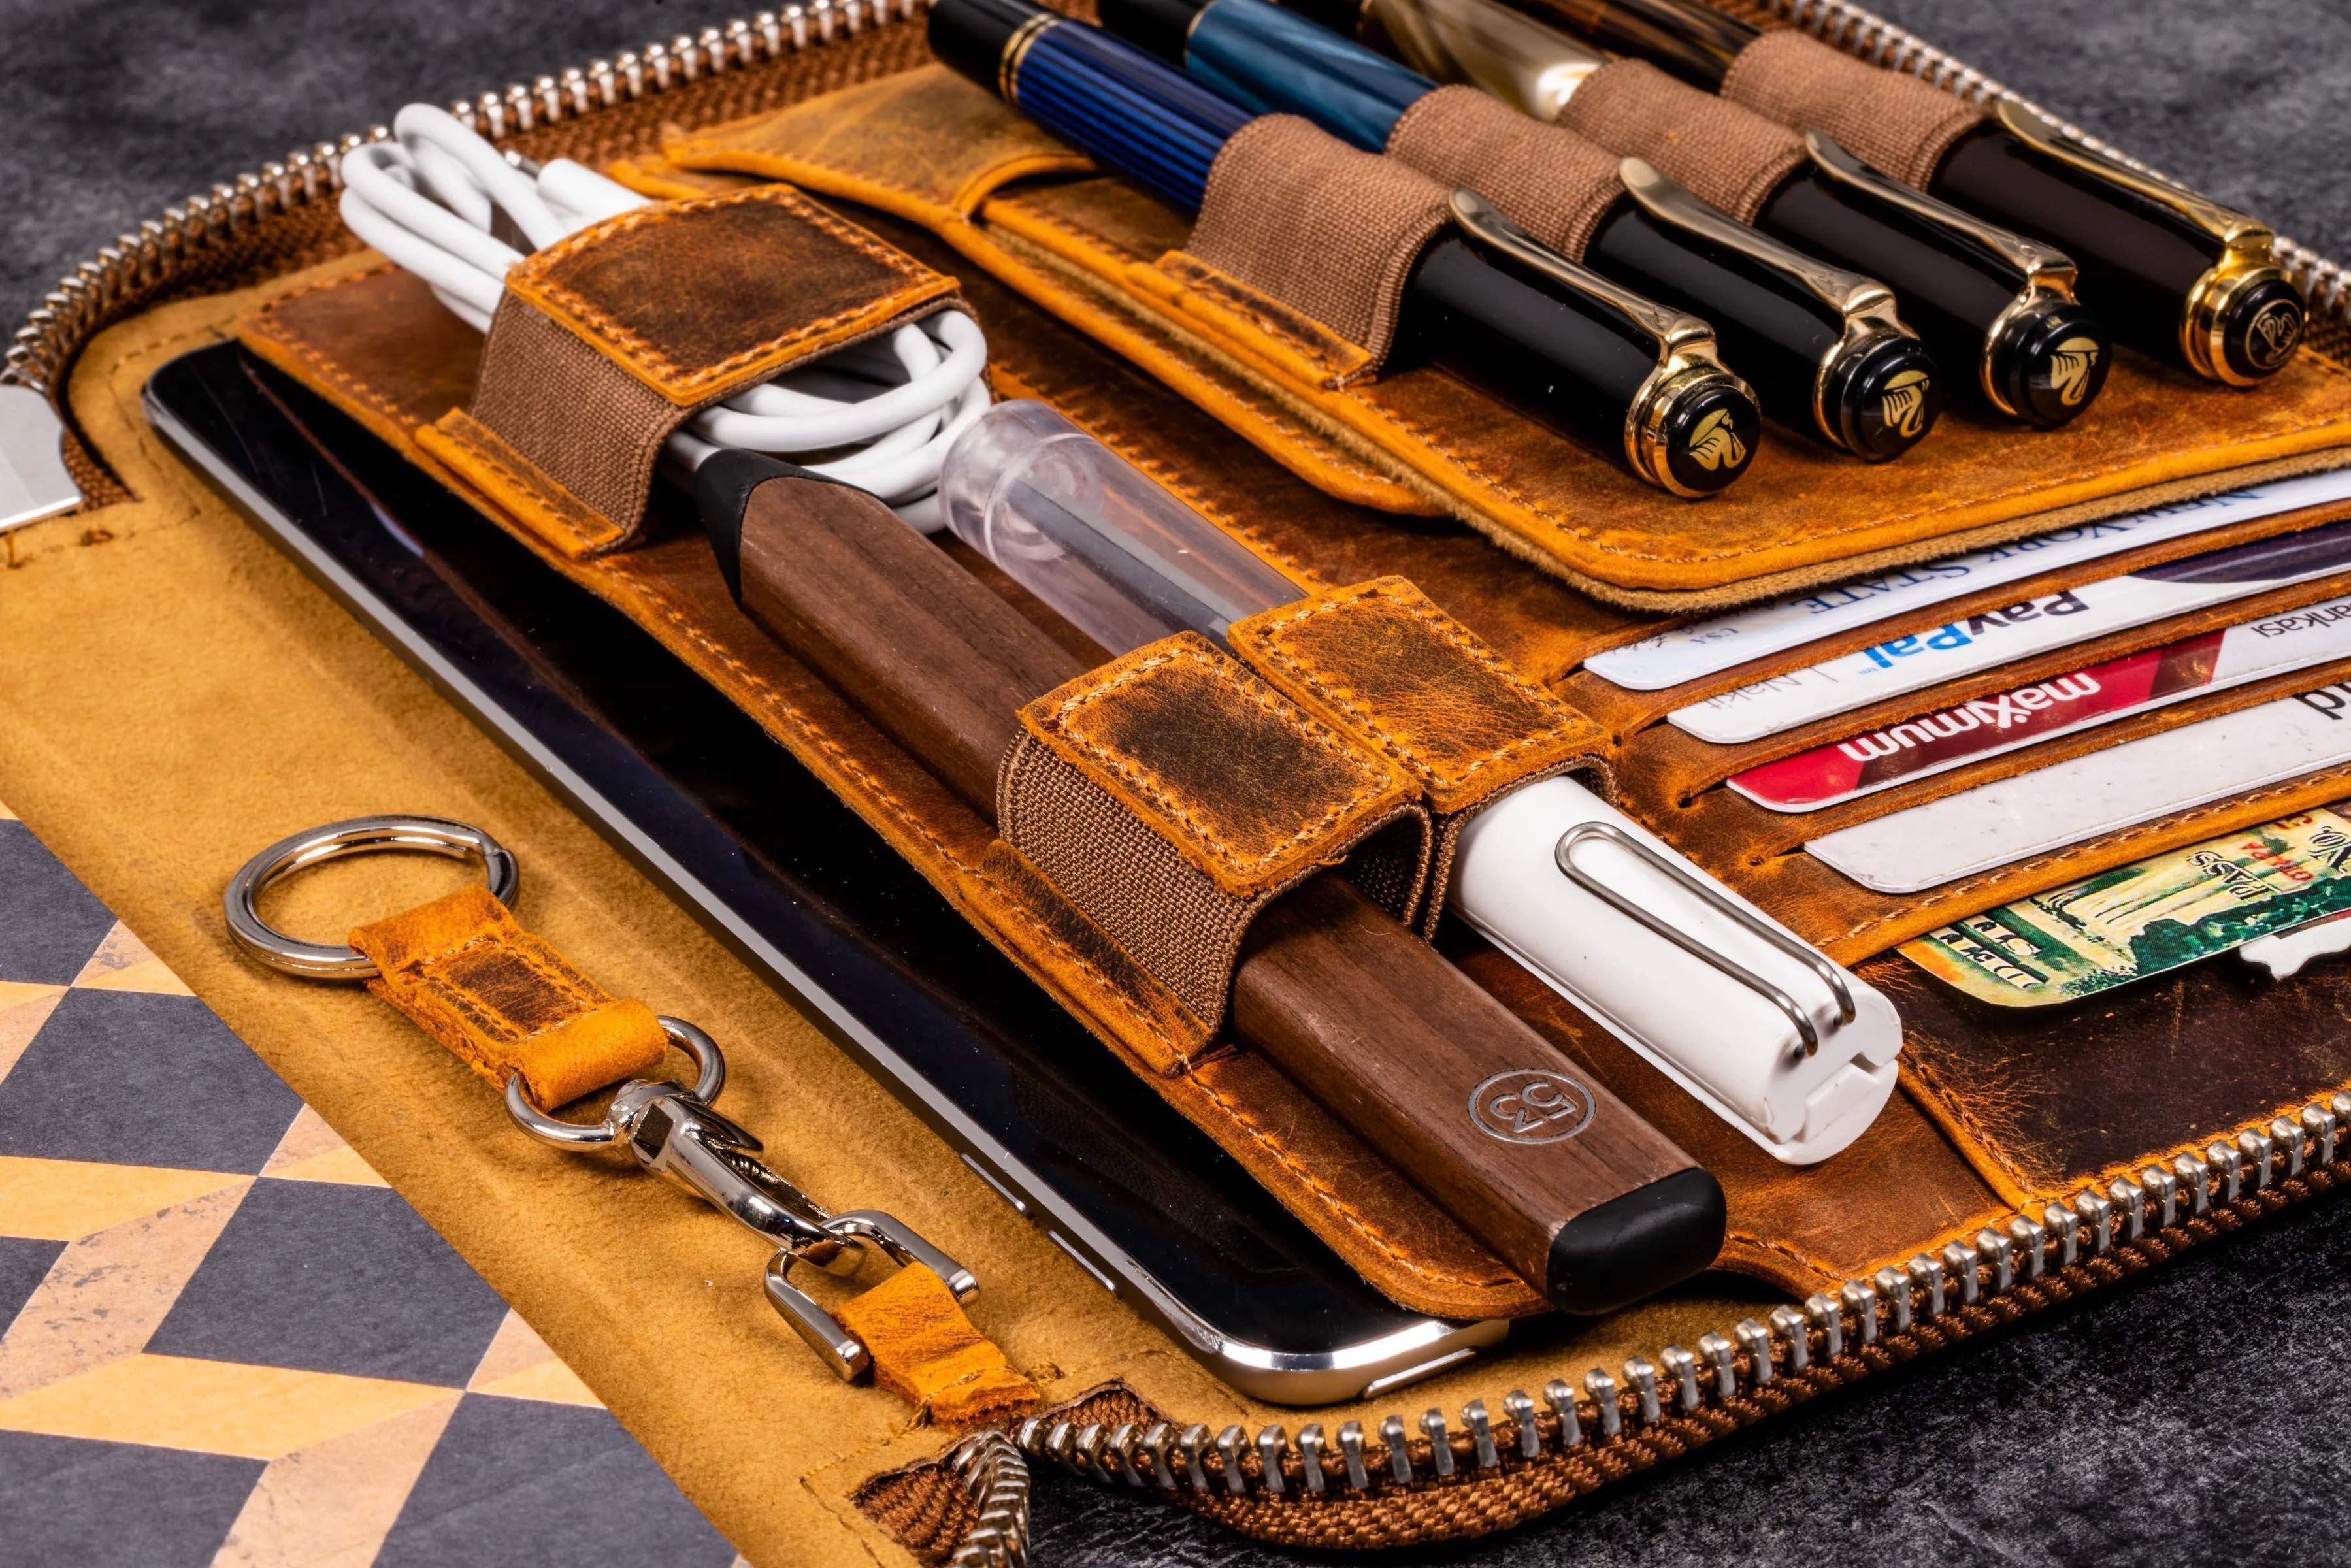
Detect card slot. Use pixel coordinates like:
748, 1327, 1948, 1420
1560, 494, 2351, 738
1691, 753, 2351, 963
1660, 651, 2351, 880
1867, 941, 2351, 1211
1615, 574, 2351, 807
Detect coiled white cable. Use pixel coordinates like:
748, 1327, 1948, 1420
337, 105, 988, 528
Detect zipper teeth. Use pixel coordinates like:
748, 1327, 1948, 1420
0, 0, 924, 395
1764, 0, 2351, 316
1025, 1097, 2350, 1503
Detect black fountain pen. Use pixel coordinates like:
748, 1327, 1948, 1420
930, 0, 1762, 493
1232, 0, 2115, 425
1479, 0, 2307, 386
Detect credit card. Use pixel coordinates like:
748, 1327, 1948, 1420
1583, 470, 2351, 692
1728, 594, 2351, 811
1670, 519, 2351, 744
1805, 680, 2351, 894
1899, 807, 2351, 1006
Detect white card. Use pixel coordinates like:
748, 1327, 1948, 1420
1805, 681, 2351, 894
1584, 470, 2351, 692
1669, 519, 2351, 745
1725, 594, 2351, 813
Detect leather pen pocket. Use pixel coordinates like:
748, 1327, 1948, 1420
666, 65, 2351, 608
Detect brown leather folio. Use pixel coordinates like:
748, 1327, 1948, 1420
77, 7, 2333, 1553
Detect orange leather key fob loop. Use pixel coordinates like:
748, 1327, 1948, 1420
225, 815, 1036, 1420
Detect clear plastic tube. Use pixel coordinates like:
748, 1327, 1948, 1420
938, 400, 1301, 654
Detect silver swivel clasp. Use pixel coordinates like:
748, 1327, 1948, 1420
507, 1015, 978, 1382
223, 815, 976, 1386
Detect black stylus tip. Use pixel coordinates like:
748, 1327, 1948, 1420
1545, 1168, 1727, 1315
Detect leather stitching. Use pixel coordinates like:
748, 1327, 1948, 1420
1899, 1053, 2041, 1192
1155, 254, 1366, 380
1815, 760, 2351, 948
1185, 1072, 1522, 1290
244, 269, 423, 429
425, 414, 619, 554
510, 186, 942, 395
1240, 582, 1585, 794
1361, 355, 2351, 563
1030, 641, 1400, 881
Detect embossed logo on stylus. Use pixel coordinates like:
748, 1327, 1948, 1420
1469, 1070, 1595, 1145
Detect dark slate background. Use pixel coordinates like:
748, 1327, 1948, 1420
6, 1, 2349, 1562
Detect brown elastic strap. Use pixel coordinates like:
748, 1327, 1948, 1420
440, 184, 961, 557
1723, 30, 1988, 189
465, 299, 680, 539
1558, 59, 1807, 223
347, 883, 670, 1110
1385, 86, 1626, 261
997, 632, 1427, 1034
1187, 115, 1453, 366
832, 1264, 1041, 1428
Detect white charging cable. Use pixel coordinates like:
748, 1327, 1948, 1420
337, 105, 988, 528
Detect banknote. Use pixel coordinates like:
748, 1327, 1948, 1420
1899, 807, 2351, 1006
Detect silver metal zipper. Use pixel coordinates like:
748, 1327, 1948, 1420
1, 0, 923, 397
1019, 1094, 2349, 1502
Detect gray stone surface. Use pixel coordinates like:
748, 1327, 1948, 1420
5, 0, 2348, 1561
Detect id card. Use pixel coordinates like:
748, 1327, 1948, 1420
1728, 594, 2351, 811
1805, 680, 2351, 893
1583, 470, 2351, 692
1669, 519, 2351, 745
1900, 808, 2351, 1006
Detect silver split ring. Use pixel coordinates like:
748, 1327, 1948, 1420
225, 815, 519, 980
503, 1016, 727, 1147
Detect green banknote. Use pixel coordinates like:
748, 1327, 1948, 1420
1901, 806, 2351, 1007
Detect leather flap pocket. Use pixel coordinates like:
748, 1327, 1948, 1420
414, 184, 961, 558
1229, 576, 1613, 927
998, 631, 1430, 1061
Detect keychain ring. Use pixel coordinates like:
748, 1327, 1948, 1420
225, 815, 519, 980
503, 1017, 727, 1147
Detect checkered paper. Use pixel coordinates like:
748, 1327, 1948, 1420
0, 803, 746, 1567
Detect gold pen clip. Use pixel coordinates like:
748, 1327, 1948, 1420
1616, 157, 1910, 446
1447, 188, 1751, 496
1805, 131, 2080, 416
1992, 99, 2269, 259
1991, 100, 2293, 384
1805, 131, 2075, 295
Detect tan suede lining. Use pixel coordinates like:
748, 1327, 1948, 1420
1724, 29, 1990, 189
1558, 59, 1807, 224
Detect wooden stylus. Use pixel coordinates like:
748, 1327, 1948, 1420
697, 453, 1724, 1314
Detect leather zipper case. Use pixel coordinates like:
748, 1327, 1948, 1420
14, 1, 2351, 1561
